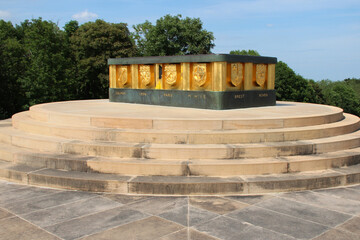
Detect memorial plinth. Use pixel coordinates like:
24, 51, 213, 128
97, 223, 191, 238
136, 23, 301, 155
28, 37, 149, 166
108, 54, 277, 109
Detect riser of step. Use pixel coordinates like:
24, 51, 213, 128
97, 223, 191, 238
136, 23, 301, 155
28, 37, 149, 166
1, 143, 359, 176
12, 112, 358, 144
28, 101, 344, 130
0, 161, 358, 195
1, 126, 360, 159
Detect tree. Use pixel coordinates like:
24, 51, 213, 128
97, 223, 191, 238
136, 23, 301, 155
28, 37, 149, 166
64, 20, 79, 39
133, 14, 215, 56
275, 61, 321, 103
229, 49, 260, 56
344, 78, 360, 98
69, 19, 136, 99
0, 20, 27, 119
17, 18, 73, 107
319, 80, 360, 116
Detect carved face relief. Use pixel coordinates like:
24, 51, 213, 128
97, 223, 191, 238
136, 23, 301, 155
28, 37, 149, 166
119, 66, 128, 85
139, 65, 151, 86
164, 64, 177, 86
193, 64, 207, 87
256, 64, 266, 86
231, 63, 243, 87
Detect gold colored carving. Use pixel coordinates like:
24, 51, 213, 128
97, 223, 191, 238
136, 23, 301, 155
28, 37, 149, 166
119, 66, 128, 85
139, 65, 151, 86
256, 64, 266, 86
230, 63, 243, 87
164, 64, 177, 86
193, 63, 207, 87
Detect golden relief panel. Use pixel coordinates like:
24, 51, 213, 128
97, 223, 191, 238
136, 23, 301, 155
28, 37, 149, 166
230, 63, 243, 87
193, 63, 207, 87
118, 66, 128, 85
256, 64, 266, 86
139, 65, 151, 86
164, 64, 177, 86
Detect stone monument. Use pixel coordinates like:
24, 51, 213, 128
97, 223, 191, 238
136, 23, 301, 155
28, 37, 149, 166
108, 54, 277, 109
0, 54, 359, 195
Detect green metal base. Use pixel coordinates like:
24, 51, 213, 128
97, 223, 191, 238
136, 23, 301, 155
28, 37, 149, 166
109, 88, 276, 110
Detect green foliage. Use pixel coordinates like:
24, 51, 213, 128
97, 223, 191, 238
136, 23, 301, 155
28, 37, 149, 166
275, 61, 323, 103
133, 14, 215, 56
0, 18, 136, 119
0, 20, 27, 118
64, 20, 79, 39
70, 19, 136, 99
229, 49, 260, 56
0, 17, 358, 120
17, 18, 72, 107
319, 80, 360, 116
344, 78, 360, 98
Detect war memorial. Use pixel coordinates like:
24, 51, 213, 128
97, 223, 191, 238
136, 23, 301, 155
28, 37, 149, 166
0, 54, 359, 195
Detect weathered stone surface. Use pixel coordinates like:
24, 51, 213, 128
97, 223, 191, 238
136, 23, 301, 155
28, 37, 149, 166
80, 216, 184, 240
44, 206, 149, 240
0, 217, 61, 240
226, 205, 329, 239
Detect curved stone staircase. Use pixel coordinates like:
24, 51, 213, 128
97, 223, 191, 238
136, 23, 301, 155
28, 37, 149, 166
0, 100, 359, 195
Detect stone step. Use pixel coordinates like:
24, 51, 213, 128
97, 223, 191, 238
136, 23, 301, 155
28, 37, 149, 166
1, 141, 359, 176
0, 160, 358, 195
28, 100, 344, 130
11, 111, 360, 144
1, 124, 360, 159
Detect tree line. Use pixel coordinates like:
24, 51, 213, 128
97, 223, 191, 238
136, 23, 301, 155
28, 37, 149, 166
0, 15, 359, 120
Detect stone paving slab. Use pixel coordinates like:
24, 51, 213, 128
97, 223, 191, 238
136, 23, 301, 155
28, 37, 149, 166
0, 180, 359, 240
253, 197, 352, 227
280, 190, 360, 215
2, 191, 95, 215
44, 206, 149, 240
79, 216, 184, 240
226, 205, 330, 239
313, 187, 360, 202
0, 216, 61, 240
159, 205, 219, 227
313, 228, 359, 240
21, 196, 122, 228
159, 228, 218, 240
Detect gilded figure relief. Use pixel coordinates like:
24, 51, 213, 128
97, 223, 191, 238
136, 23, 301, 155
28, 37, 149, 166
193, 64, 207, 87
139, 65, 151, 86
256, 64, 266, 86
164, 64, 177, 86
231, 63, 243, 87
119, 66, 128, 85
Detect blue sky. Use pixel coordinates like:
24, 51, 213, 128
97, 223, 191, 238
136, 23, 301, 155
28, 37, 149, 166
1, 0, 359, 81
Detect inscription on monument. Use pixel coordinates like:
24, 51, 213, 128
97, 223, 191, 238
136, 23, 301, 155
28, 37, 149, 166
234, 94, 245, 99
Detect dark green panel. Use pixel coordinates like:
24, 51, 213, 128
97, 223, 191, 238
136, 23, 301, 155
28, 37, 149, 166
109, 88, 276, 110
108, 54, 277, 65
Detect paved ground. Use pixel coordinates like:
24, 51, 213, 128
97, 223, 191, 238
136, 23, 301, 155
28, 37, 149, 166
0, 180, 359, 240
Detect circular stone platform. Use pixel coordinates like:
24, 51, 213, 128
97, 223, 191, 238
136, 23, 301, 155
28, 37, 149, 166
0, 100, 359, 195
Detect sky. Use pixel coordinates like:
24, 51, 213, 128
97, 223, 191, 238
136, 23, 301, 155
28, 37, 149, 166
1, 0, 359, 81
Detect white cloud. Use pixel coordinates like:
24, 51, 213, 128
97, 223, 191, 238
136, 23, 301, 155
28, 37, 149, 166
0, 10, 11, 19
72, 10, 98, 22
